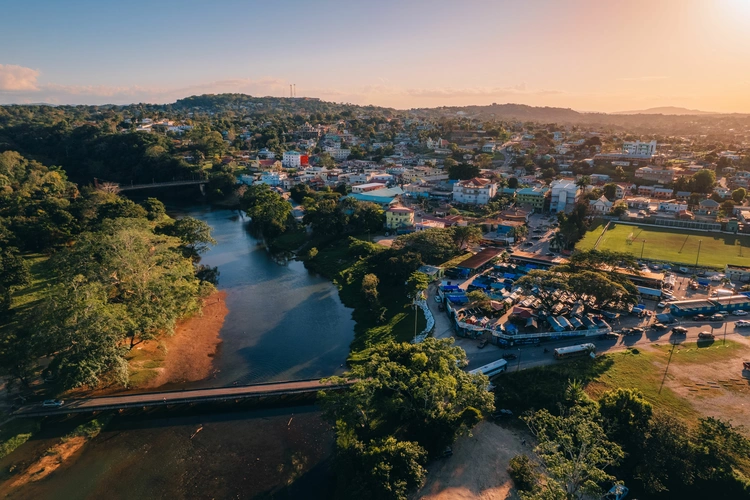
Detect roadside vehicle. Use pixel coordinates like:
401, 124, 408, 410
599, 332, 620, 340
693, 314, 707, 321
468, 359, 509, 377
434, 296, 442, 303
545, 252, 555, 256
42, 399, 64, 408
710, 313, 725, 321
629, 327, 645, 335
619, 328, 632, 335
502, 353, 517, 360
651, 323, 667, 330
440, 447, 453, 458
734, 310, 748, 316
554, 343, 596, 360
524, 242, 534, 247
478, 339, 488, 349
672, 326, 688, 335
736, 320, 750, 328
698, 332, 715, 340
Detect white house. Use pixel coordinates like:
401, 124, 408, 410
452, 178, 497, 205
324, 146, 351, 161
258, 171, 288, 187
658, 200, 688, 213
589, 196, 613, 214
549, 179, 580, 213
283, 151, 302, 168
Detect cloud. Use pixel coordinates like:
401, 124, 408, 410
0, 64, 40, 91
617, 76, 668, 82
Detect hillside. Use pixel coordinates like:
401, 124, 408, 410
612, 106, 718, 116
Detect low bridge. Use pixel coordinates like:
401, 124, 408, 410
115, 180, 208, 191
13, 379, 345, 418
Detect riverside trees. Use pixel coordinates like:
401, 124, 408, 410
320, 338, 494, 500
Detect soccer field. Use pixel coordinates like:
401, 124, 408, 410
576, 222, 750, 269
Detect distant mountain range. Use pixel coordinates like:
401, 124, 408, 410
611, 106, 718, 116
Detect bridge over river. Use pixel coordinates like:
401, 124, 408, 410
13, 379, 346, 418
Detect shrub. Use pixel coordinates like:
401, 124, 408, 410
508, 453, 538, 492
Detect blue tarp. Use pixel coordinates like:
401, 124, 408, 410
442, 285, 460, 291
548, 317, 564, 332
503, 273, 516, 280
447, 295, 469, 304
698, 279, 710, 286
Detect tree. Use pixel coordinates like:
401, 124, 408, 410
515, 270, 570, 313
611, 200, 627, 216
352, 202, 384, 235
320, 338, 494, 460
507, 177, 519, 189
475, 154, 493, 169
721, 199, 736, 216
290, 183, 314, 204
523, 404, 624, 500
448, 163, 480, 180
576, 175, 590, 192
140, 197, 166, 221
602, 183, 617, 201
598, 388, 652, 448
614, 166, 626, 180
361, 273, 380, 306
406, 271, 429, 300
0, 247, 30, 314
692, 169, 716, 194
241, 184, 293, 238
157, 216, 216, 256
732, 188, 746, 204
451, 225, 483, 250
392, 228, 459, 264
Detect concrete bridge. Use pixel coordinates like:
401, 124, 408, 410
13, 379, 345, 418
115, 180, 208, 192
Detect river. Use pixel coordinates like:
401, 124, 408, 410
171, 204, 356, 385
0, 204, 354, 499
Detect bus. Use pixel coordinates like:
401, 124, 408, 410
554, 343, 596, 360
468, 359, 509, 377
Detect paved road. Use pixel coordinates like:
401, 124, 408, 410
14, 379, 336, 417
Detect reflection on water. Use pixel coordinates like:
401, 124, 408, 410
170, 205, 356, 386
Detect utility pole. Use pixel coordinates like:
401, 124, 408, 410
640, 239, 646, 260
516, 348, 521, 372
724, 320, 728, 345
694, 239, 702, 271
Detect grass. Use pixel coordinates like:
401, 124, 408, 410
0, 419, 41, 460
495, 342, 743, 422
439, 252, 474, 269
577, 221, 750, 268
0, 253, 55, 340
63, 415, 112, 441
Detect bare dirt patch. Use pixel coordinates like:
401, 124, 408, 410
8, 436, 86, 489
146, 290, 228, 387
417, 421, 526, 500
373, 235, 395, 248
661, 338, 750, 427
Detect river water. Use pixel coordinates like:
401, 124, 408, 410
0, 204, 354, 499
171, 204, 356, 386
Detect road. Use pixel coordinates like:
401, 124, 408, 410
13, 379, 338, 417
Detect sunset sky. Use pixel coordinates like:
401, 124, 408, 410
1, 0, 749, 112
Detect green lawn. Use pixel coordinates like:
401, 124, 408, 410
577, 222, 750, 269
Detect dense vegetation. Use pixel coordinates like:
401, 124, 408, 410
320, 339, 494, 500
0, 150, 217, 391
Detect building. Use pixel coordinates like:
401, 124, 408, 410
726, 264, 750, 282
589, 196, 613, 214
456, 248, 502, 275
258, 171, 288, 187
283, 151, 302, 168
347, 186, 404, 207
385, 206, 414, 229
696, 199, 720, 215
452, 178, 497, 205
549, 179, 580, 213
658, 200, 688, 213
622, 140, 657, 156
634, 166, 675, 183
352, 182, 387, 194
323, 146, 351, 161
516, 187, 549, 212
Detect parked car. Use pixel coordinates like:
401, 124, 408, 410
657, 302, 667, 309
693, 314, 707, 321
629, 327, 645, 335
651, 323, 667, 330
710, 313, 725, 321
434, 296, 442, 303
736, 320, 750, 328
698, 332, 715, 340
42, 399, 64, 408
478, 339, 488, 349
599, 332, 620, 340
672, 326, 688, 335
734, 310, 748, 316
502, 353, 517, 360
545, 252, 555, 256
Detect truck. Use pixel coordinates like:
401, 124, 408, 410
712, 289, 734, 298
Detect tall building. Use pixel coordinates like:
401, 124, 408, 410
622, 140, 657, 157
452, 178, 497, 205
549, 179, 580, 213
282, 151, 302, 168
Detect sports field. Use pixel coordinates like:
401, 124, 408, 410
576, 222, 750, 269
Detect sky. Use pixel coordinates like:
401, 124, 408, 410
1, 0, 749, 112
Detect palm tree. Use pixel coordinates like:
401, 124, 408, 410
576, 175, 591, 193
550, 231, 567, 251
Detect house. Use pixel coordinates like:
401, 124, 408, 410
622, 140, 657, 156
589, 196, 613, 214
352, 183, 387, 194
452, 178, 497, 205
385, 206, 414, 230
726, 264, 750, 282
696, 198, 720, 215
625, 197, 651, 209
634, 166, 675, 183
658, 200, 688, 213
323, 146, 351, 161
652, 187, 674, 199
516, 187, 548, 212
283, 151, 303, 168
713, 186, 731, 199
347, 186, 404, 207
615, 183, 635, 199
549, 179, 580, 213
258, 171, 288, 187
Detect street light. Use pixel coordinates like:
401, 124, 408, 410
640, 239, 646, 260
516, 348, 521, 372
